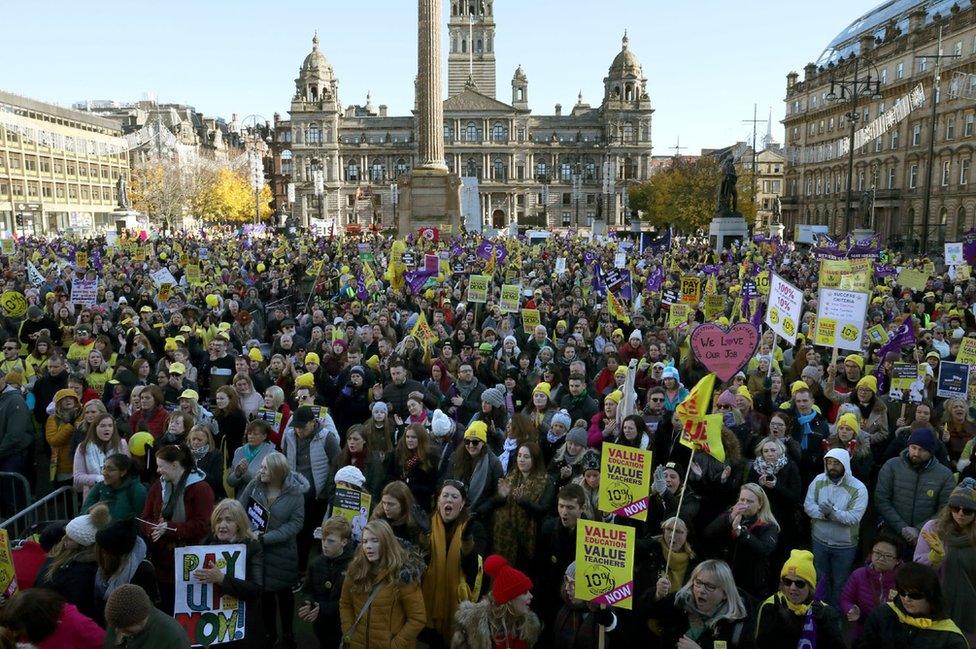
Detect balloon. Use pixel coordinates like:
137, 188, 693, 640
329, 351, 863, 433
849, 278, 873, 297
128, 432, 155, 458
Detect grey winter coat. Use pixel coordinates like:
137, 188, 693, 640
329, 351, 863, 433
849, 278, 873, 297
875, 449, 955, 532
237, 471, 308, 591
0, 386, 33, 459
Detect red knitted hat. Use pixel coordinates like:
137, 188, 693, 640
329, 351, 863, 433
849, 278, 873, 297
485, 554, 533, 605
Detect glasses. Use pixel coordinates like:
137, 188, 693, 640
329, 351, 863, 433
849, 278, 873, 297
950, 505, 976, 515
898, 590, 925, 601
781, 577, 808, 589
2, 346, 16, 351
715, 404, 733, 411
650, 397, 664, 403
464, 439, 483, 447
872, 550, 897, 561
693, 578, 719, 593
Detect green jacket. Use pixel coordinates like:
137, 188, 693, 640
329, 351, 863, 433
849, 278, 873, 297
104, 608, 189, 648
82, 474, 147, 521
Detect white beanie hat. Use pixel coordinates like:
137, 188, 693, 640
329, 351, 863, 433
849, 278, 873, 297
629, 329, 643, 341
334, 465, 366, 489
431, 409, 453, 438
65, 504, 110, 547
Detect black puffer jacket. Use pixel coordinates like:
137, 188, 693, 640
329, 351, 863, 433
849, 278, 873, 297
304, 543, 354, 646
854, 601, 968, 649
703, 511, 779, 600
754, 593, 846, 649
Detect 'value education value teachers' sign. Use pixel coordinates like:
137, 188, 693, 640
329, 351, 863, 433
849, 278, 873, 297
598, 442, 652, 521
574, 520, 635, 609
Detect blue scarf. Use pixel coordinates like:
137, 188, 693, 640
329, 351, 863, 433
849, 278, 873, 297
243, 443, 263, 463
796, 411, 817, 449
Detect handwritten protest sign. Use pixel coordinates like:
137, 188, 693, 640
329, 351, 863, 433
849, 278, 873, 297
896, 268, 929, 292
957, 337, 976, 365
70, 278, 98, 307
574, 521, 635, 609
765, 274, 803, 344
690, 323, 760, 382
945, 242, 964, 266
174, 544, 247, 646
0, 530, 17, 603
703, 295, 725, 322
668, 303, 691, 328
598, 443, 652, 521
815, 288, 869, 352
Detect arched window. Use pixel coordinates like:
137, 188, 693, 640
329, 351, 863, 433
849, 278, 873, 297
493, 158, 505, 180
466, 158, 479, 178
307, 125, 322, 144
370, 160, 384, 181
486, 36, 492, 52
461, 39, 467, 53
466, 122, 477, 142
957, 206, 967, 239
281, 149, 293, 176
622, 122, 634, 143
347, 161, 359, 181
625, 84, 634, 101
452, 38, 458, 53
491, 123, 506, 141
444, 124, 454, 141
476, 39, 483, 53
938, 206, 948, 246
516, 88, 523, 101
535, 161, 548, 180
583, 158, 596, 180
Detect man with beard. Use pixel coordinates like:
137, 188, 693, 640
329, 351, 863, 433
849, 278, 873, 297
802, 448, 867, 607
875, 428, 955, 553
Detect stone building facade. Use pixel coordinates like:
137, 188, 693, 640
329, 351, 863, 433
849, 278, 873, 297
0, 90, 129, 235
278, 1, 654, 233
781, 0, 976, 251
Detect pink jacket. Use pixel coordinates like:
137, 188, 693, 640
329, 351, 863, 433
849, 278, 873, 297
839, 561, 900, 641
38, 603, 105, 649
912, 519, 940, 566
72, 438, 130, 500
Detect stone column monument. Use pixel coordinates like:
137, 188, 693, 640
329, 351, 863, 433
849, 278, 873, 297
398, 0, 462, 232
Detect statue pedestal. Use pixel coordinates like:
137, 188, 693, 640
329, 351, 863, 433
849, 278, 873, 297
709, 215, 750, 252
769, 222, 785, 239
851, 228, 875, 242
112, 209, 146, 232
397, 168, 462, 233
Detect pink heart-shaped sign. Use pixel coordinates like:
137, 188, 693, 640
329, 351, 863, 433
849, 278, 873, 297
690, 323, 761, 382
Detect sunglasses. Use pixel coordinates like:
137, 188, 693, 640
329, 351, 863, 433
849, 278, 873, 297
650, 397, 664, 403
898, 590, 925, 600
716, 404, 733, 411
464, 439, 483, 447
781, 577, 808, 589
950, 505, 976, 515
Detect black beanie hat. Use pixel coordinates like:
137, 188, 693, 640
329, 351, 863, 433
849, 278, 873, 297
96, 518, 138, 556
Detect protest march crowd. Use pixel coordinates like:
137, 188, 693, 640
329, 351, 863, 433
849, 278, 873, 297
0, 224, 972, 649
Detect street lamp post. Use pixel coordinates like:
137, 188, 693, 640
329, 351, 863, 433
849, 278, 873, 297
538, 173, 550, 228
826, 57, 881, 234
572, 163, 582, 229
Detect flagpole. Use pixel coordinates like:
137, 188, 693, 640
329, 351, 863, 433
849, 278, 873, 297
664, 448, 696, 577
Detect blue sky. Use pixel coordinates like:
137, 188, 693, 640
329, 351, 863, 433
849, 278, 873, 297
5, 0, 870, 154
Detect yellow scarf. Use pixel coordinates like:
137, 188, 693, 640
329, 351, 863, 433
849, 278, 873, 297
886, 603, 965, 635
422, 514, 466, 640
661, 539, 690, 592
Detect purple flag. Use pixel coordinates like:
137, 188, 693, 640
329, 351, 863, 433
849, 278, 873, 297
356, 270, 368, 301
751, 298, 764, 330
848, 233, 881, 259
646, 267, 664, 292
701, 265, 720, 276
874, 264, 897, 277
476, 240, 507, 263
404, 269, 433, 295
592, 263, 606, 299
963, 228, 976, 266
876, 319, 916, 360
92, 249, 102, 270
741, 289, 752, 323
583, 251, 598, 267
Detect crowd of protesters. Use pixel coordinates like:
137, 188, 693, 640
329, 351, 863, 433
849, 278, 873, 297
0, 224, 971, 649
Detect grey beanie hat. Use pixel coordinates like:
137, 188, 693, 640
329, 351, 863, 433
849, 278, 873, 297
567, 426, 588, 447
481, 387, 505, 408
550, 410, 572, 431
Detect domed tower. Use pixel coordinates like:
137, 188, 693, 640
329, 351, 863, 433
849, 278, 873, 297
511, 65, 528, 109
603, 31, 649, 108
293, 33, 340, 110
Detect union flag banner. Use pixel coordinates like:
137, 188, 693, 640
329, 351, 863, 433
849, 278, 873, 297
675, 373, 716, 422
607, 291, 631, 325
410, 311, 438, 352
679, 413, 726, 462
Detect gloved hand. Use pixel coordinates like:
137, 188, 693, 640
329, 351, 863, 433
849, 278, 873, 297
651, 465, 667, 496
921, 530, 945, 566
341, 385, 353, 397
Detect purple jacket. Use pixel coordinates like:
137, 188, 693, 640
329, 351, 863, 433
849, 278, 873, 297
839, 561, 900, 640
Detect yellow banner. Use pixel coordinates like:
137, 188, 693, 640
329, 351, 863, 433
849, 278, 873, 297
333, 487, 372, 541
185, 264, 201, 286
897, 268, 929, 292
0, 529, 17, 602
957, 337, 976, 365
598, 443, 652, 521
703, 295, 725, 322
756, 271, 770, 295
680, 276, 701, 304
521, 308, 540, 335
574, 520, 635, 609
819, 259, 872, 291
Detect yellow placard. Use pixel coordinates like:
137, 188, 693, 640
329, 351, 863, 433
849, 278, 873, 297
133, 246, 146, 263
522, 308, 540, 335
704, 295, 725, 322
467, 274, 489, 303
680, 276, 701, 304
756, 271, 770, 295
499, 284, 520, 313
957, 337, 976, 365
0, 239, 14, 256
306, 260, 324, 278
0, 529, 17, 602
598, 443, 652, 521
815, 317, 837, 347
866, 324, 889, 346
179, 253, 189, 267
333, 487, 372, 540
574, 520, 635, 609
955, 265, 971, 281
0, 291, 27, 319
668, 303, 691, 328
897, 268, 929, 292
820, 259, 872, 291
158, 283, 173, 303
75, 251, 88, 269
185, 263, 201, 286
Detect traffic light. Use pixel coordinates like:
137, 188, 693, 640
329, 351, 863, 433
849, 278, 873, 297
15, 214, 23, 227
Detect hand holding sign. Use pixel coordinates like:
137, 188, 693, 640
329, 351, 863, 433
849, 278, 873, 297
690, 323, 760, 382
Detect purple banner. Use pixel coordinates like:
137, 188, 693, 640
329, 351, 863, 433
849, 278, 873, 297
356, 270, 368, 301
404, 269, 433, 295
874, 264, 897, 277
646, 267, 664, 292
876, 319, 916, 359
476, 241, 507, 263
963, 228, 976, 266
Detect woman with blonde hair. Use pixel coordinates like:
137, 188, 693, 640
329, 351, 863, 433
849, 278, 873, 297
261, 385, 290, 447
452, 554, 540, 649
73, 413, 128, 500
339, 519, 426, 649
704, 482, 780, 599
647, 559, 751, 649
194, 499, 265, 649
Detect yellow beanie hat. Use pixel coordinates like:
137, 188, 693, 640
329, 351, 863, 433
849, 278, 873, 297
464, 420, 488, 443
247, 347, 264, 362
736, 385, 753, 403
533, 382, 551, 398
605, 390, 623, 404
295, 372, 315, 389
790, 380, 808, 396
856, 375, 877, 394
305, 352, 320, 365
614, 366, 628, 378
844, 354, 865, 370
837, 412, 860, 434
781, 549, 817, 588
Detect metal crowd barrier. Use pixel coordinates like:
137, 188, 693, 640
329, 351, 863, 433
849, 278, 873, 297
0, 485, 79, 543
